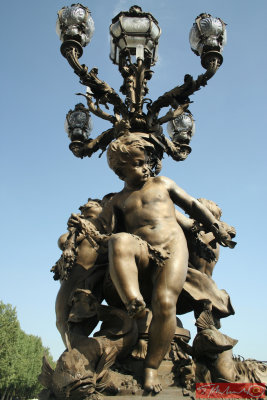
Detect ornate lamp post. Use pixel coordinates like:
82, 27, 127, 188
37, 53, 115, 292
42, 6, 266, 398
56, 4, 227, 172
42, 6, 265, 399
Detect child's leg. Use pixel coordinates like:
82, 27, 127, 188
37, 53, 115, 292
144, 239, 188, 392
55, 281, 71, 345
55, 263, 96, 345
108, 233, 149, 316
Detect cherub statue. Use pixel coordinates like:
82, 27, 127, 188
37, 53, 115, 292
176, 198, 236, 277
99, 133, 234, 393
175, 198, 236, 325
52, 197, 112, 345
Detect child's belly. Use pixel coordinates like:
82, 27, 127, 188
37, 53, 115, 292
132, 220, 186, 248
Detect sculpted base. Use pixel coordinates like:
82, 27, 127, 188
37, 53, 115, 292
38, 133, 267, 400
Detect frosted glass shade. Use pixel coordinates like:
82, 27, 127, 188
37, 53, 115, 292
65, 104, 92, 141
110, 7, 161, 65
167, 114, 195, 144
189, 14, 226, 56
56, 4, 94, 47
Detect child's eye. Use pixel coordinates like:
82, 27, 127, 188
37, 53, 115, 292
132, 159, 144, 167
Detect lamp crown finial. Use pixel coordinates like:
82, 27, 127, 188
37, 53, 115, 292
129, 5, 143, 14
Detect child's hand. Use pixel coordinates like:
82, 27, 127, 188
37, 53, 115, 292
67, 213, 82, 229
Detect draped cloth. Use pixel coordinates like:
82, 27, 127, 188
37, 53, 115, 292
177, 267, 235, 319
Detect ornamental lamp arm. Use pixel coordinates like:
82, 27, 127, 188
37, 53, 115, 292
61, 43, 129, 120
70, 128, 115, 159
157, 103, 190, 125
147, 55, 221, 126
76, 93, 117, 124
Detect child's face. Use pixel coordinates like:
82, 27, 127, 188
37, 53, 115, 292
81, 201, 102, 218
120, 148, 150, 187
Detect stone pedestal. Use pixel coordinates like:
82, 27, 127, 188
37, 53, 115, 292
102, 386, 194, 400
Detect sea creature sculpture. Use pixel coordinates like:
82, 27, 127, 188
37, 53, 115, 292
39, 290, 138, 399
191, 310, 267, 385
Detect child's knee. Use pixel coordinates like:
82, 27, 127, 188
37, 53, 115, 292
152, 293, 177, 319
109, 233, 135, 255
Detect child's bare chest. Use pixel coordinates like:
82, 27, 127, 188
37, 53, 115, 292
121, 182, 169, 214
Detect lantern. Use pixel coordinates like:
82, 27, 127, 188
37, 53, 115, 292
110, 5, 161, 65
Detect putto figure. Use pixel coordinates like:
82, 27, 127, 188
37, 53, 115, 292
52, 197, 110, 345
102, 133, 234, 393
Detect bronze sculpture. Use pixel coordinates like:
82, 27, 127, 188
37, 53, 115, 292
38, 4, 267, 399
40, 140, 238, 397
103, 133, 234, 392
52, 198, 107, 345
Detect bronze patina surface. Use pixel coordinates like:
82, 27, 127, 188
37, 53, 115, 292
38, 5, 267, 400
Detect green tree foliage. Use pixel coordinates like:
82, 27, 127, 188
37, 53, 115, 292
0, 301, 55, 400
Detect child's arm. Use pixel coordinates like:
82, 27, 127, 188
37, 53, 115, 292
98, 196, 117, 234
163, 177, 236, 248
175, 209, 194, 231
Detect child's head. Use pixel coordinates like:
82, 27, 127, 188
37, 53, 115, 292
79, 198, 102, 218
100, 192, 116, 207
107, 134, 153, 180
198, 198, 222, 221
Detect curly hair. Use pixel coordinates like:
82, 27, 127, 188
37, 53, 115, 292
107, 133, 154, 177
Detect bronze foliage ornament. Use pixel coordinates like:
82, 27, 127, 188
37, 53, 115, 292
38, 5, 267, 399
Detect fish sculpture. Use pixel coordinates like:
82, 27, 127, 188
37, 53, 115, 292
193, 310, 237, 360
39, 289, 138, 399
191, 310, 267, 385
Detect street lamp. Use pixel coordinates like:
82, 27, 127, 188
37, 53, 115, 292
56, 4, 94, 55
189, 13, 227, 68
49, 6, 241, 398
56, 4, 227, 171
64, 103, 93, 155
167, 113, 195, 160
109, 5, 161, 67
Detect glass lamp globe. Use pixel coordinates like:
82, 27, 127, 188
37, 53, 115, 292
64, 103, 92, 142
167, 114, 195, 145
189, 14, 226, 57
110, 5, 161, 65
56, 4, 94, 47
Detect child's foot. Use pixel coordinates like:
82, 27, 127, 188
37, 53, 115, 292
126, 298, 146, 319
144, 367, 162, 393
131, 338, 148, 359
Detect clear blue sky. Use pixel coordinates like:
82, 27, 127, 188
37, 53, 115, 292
1, 0, 267, 361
